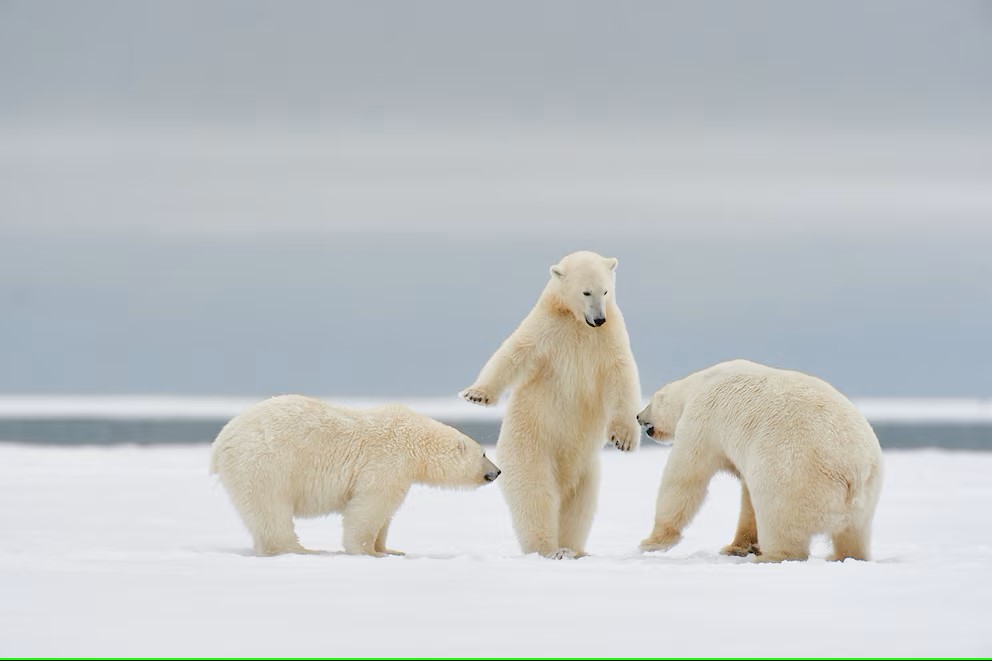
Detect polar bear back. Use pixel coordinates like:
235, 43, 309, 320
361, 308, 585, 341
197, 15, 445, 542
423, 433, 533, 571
211, 396, 412, 517
683, 360, 881, 513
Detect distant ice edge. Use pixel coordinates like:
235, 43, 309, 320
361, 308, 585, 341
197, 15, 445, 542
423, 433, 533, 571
0, 395, 990, 424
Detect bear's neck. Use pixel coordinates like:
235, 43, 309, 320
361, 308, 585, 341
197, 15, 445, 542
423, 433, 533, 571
541, 291, 574, 321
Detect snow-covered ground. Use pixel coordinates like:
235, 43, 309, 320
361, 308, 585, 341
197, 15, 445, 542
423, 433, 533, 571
1, 444, 989, 657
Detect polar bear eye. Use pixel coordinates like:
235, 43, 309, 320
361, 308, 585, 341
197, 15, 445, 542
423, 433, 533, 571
603, 290, 608, 295
583, 291, 591, 296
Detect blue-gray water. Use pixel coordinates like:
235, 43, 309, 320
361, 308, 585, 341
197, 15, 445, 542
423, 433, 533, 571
1, 417, 989, 450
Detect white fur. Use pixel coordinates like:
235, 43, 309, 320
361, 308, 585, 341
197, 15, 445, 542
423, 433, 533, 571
461, 251, 641, 558
210, 395, 499, 556
638, 359, 883, 562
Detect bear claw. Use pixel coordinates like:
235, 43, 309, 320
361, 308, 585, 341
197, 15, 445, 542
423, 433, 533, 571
613, 437, 634, 452
608, 422, 640, 452
460, 388, 493, 407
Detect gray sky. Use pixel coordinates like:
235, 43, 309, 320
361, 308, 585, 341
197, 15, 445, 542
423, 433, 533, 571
1, 1, 990, 397
3, 0, 992, 127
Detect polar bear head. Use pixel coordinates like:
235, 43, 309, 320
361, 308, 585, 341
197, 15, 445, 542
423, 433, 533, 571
418, 419, 501, 488
637, 381, 687, 443
548, 250, 619, 328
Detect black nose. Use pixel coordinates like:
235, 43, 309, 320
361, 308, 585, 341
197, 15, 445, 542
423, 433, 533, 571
636, 413, 642, 423
485, 469, 501, 482
593, 317, 606, 327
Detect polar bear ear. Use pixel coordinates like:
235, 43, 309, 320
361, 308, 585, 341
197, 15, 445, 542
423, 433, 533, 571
550, 265, 565, 279
605, 257, 618, 272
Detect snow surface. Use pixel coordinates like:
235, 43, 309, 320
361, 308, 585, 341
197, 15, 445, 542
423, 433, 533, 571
1, 395, 991, 423
1, 444, 990, 657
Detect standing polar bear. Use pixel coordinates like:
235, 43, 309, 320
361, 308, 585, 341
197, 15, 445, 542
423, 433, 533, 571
211, 395, 500, 556
637, 359, 883, 562
461, 251, 642, 559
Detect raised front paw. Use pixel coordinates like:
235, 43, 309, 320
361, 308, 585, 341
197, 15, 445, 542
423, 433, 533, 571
639, 528, 682, 553
608, 418, 641, 452
460, 386, 495, 407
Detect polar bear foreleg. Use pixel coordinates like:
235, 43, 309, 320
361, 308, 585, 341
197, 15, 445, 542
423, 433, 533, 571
342, 489, 407, 557
460, 329, 535, 406
373, 517, 406, 556
605, 360, 643, 452
640, 449, 716, 553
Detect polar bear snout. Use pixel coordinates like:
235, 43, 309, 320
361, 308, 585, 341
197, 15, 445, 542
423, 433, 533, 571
637, 406, 665, 441
636, 406, 651, 431
641, 423, 669, 442
482, 455, 501, 483
583, 297, 607, 327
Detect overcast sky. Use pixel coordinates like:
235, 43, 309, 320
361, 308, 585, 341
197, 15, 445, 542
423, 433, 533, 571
1, 1, 990, 397
3, 0, 992, 127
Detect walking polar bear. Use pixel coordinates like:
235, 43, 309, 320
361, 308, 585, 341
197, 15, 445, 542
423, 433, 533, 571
461, 250, 642, 559
637, 360, 882, 562
211, 395, 500, 556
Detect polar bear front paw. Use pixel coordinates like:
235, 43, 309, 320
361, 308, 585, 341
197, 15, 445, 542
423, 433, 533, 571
543, 547, 579, 560
639, 529, 681, 553
608, 418, 641, 452
460, 386, 495, 407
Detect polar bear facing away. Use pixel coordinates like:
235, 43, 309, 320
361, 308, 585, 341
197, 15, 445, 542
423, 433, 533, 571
461, 251, 642, 559
211, 395, 500, 556
637, 360, 883, 562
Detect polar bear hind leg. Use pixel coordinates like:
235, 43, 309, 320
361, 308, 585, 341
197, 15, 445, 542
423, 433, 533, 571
234, 492, 308, 556
500, 466, 564, 557
721, 481, 760, 557
828, 525, 870, 562
557, 465, 599, 557
829, 463, 881, 561
751, 498, 812, 563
